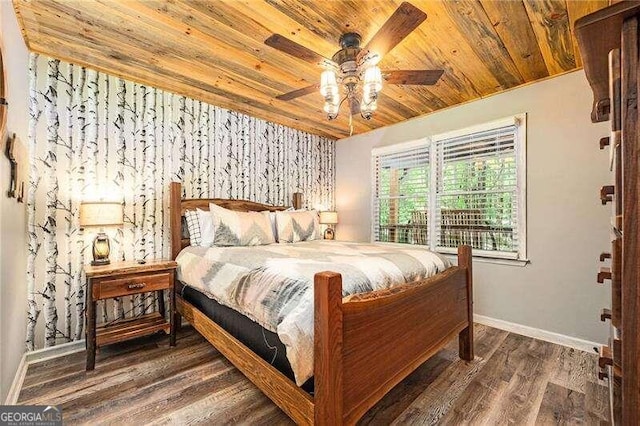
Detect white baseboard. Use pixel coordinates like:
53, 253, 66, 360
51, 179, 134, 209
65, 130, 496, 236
474, 314, 601, 354
5, 318, 600, 404
5, 355, 27, 405
25, 339, 85, 364
4, 339, 86, 405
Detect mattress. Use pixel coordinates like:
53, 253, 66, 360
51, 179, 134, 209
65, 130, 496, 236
177, 281, 315, 393
176, 240, 451, 385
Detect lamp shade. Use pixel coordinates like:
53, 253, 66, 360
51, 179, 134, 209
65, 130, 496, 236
319, 211, 338, 225
80, 202, 124, 228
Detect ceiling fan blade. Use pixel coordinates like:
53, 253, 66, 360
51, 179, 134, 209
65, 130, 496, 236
350, 97, 360, 115
265, 34, 329, 65
276, 84, 319, 101
359, 2, 427, 62
384, 70, 444, 85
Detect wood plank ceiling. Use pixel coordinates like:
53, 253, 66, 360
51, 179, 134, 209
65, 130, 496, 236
13, 0, 612, 139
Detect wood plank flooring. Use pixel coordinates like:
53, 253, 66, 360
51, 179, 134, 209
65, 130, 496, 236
17, 324, 609, 425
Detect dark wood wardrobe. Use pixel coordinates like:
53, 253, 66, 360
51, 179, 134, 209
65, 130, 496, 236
576, 2, 640, 424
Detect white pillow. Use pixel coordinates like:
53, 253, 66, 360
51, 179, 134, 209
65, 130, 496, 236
197, 208, 215, 247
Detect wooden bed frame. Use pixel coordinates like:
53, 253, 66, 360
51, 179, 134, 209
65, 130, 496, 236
169, 182, 474, 425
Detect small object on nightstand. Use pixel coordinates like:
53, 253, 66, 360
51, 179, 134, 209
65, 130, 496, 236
80, 201, 124, 266
319, 211, 338, 240
137, 259, 146, 264
83, 259, 177, 371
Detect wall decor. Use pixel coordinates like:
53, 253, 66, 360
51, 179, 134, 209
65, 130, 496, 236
26, 54, 335, 350
5, 133, 27, 202
0, 45, 6, 138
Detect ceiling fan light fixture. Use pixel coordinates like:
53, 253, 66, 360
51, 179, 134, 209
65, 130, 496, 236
363, 65, 383, 95
266, 2, 443, 129
323, 99, 339, 120
360, 99, 377, 120
320, 70, 339, 98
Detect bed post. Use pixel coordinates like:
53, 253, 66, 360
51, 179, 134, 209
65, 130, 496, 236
170, 182, 183, 332
170, 182, 182, 260
458, 245, 474, 361
314, 271, 344, 425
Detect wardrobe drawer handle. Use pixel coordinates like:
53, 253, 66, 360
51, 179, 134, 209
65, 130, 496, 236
600, 185, 614, 205
127, 283, 146, 290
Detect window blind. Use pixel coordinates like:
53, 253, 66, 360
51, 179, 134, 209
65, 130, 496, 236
373, 144, 430, 245
434, 125, 520, 257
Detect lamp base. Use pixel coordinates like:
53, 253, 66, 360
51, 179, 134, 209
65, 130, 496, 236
323, 227, 335, 240
92, 232, 111, 266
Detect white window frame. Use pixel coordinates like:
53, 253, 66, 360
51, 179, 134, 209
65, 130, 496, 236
371, 114, 527, 262
370, 137, 431, 243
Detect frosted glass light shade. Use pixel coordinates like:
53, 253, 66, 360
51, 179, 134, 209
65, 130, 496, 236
80, 202, 124, 228
319, 211, 338, 225
362, 99, 378, 112
324, 101, 339, 115
320, 70, 339, 98
363, 66, 382, 94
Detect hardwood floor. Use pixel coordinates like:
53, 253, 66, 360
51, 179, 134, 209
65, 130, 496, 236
17, 324, 609, 425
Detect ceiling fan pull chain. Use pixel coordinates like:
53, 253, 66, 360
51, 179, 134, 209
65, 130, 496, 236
349, 112, 354, 136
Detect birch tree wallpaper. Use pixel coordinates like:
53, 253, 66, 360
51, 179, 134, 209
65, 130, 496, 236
26, 54, 335, 350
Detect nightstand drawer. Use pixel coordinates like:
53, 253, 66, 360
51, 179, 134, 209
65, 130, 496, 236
93, 272, 171, 300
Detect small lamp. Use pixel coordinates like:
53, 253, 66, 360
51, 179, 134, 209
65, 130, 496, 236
80, 201, 124, 266
319, 211, 338, 240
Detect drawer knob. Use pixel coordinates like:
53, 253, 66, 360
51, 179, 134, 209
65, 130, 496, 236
127, 283, 146, 290
598, 367, 609, 381
598, 345, 613, 368
600, 185, 614, 205
597, 267, 612, 283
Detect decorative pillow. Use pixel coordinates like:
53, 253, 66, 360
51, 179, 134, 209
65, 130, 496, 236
269, 212, 278, 242
210, 203, 275, 246
185, 210, 202, 246
268, 208, 300, 242
184, 209, 215, 247
275, 210, 320, 243
197, 209, 215, 247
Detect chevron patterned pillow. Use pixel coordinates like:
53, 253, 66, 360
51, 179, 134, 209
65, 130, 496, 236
209, 203, 275, 246
275, 210, 320, 243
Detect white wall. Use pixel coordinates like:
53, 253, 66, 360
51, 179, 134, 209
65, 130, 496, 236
336, 70, 611, 344
0, 0, 30, 402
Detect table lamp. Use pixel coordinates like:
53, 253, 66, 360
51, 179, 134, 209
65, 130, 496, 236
80, 201, 124, 266
319, 211, 338, 240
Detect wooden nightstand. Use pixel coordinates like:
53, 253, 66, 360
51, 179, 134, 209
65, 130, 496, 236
84, 260, 178, 370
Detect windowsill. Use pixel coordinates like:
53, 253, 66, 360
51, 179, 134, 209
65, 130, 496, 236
442, 254, 530, 267
372, 242, 529, 267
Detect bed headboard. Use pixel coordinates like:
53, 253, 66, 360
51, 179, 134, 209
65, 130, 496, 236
170, 182, 299, 259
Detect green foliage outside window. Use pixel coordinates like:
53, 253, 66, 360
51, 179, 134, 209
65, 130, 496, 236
376, 153, 517, 252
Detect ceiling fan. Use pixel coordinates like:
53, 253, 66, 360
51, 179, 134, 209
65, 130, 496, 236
265, 2, 444, 124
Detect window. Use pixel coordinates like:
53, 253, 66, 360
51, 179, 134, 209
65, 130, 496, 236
372, 114, 526, 260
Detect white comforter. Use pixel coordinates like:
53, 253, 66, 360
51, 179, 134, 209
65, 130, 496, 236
176, 240, 450, 385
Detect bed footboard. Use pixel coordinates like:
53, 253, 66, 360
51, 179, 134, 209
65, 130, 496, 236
314, 245, 473, 425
